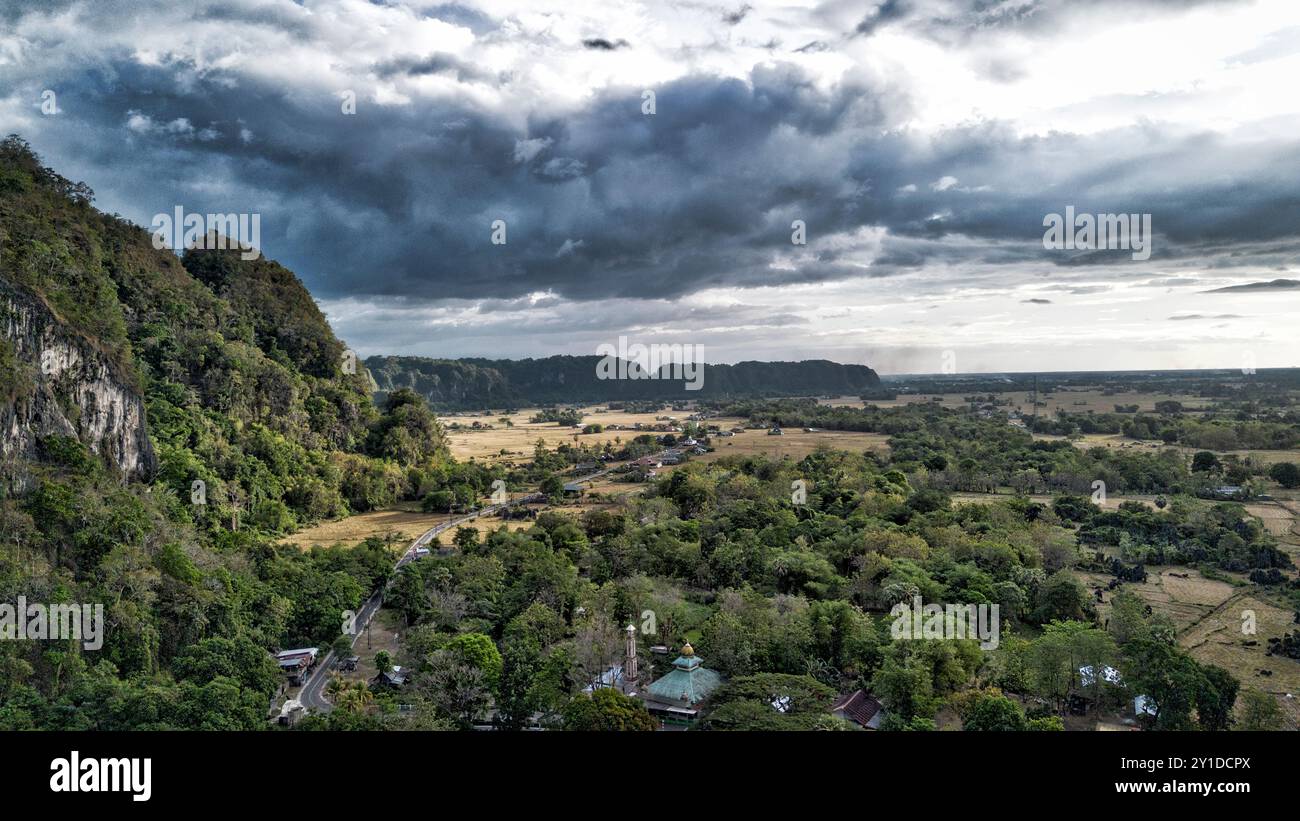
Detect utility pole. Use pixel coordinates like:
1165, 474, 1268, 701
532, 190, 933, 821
1031, 374, 1039, 433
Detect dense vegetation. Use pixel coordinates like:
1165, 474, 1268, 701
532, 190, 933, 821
0, 137, 461, 728
710, 398, 1294, 499
371, 418, 1292, 730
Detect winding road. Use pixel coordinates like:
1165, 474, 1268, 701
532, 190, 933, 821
298, 492, 542, 712
297, 447, 678, 712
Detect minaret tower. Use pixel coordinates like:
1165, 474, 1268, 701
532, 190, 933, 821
625, 624, 639, 687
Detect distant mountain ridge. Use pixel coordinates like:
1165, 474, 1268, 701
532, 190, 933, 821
365, 354, 881, 409
1205, 278, 1300, 293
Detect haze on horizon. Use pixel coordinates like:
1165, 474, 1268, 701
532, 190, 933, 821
2, 0, 1299, 374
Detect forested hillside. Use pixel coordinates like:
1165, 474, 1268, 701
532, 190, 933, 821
0, 136, 453, 728
366, 355, 881, 409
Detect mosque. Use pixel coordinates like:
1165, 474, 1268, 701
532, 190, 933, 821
598, 625, 724, 726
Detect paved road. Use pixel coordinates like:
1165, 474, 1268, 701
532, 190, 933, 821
298, 447, 679, 711
298, 492, 542, 712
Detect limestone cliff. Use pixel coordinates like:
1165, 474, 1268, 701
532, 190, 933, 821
0, 281, 154, 483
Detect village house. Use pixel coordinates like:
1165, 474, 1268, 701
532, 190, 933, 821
275, 647, 319, 687
275, 698, 305, 727
831, 690, 884, 729
371, 665, 409, 690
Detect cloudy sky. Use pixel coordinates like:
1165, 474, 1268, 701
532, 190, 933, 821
2, 0, 1299, 373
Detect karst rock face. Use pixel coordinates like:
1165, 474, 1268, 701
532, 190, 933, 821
1, 282, 154, 487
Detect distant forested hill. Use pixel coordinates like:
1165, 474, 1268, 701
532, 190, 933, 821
366, 355, 881, 409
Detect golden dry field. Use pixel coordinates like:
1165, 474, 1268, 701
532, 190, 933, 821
695, 429, 891, 462
279, 503, 452, 550
280, 502, 557, 551
438, 406, 731, 464
439, 405, 892, 465
1092, 567, 1239, 634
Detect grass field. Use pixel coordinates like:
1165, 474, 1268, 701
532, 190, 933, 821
279, 501, 556, 551
441, 405, 893, 466
278, 503, 447, 550
439, 406, 726, 464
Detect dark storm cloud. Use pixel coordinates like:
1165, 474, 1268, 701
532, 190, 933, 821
374, 53, 500, 84
723, 4, 753, 25
793, 40, 829, 53
22, 53, 1300, 305
582, 38, 630, 51
854, 0, 909, 37
5, 0, 1299, 314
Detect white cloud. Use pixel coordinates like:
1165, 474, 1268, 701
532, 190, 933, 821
512, 137, 552, 163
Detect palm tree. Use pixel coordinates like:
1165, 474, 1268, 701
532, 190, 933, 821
337, 681, 374, 714
325, 674, 346, 703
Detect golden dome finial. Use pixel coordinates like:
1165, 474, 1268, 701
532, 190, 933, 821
681, 641, 694, 656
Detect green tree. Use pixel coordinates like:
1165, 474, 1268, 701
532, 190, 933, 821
444, 633, 503, 692
539, 474, 564, 502
1191, 451, 1221, 473
1032, 571, 1090, 623
702, 673, 837, 731
871, 652, 938, 720
962, 692, 1028, 731
562, 687, 656, 731
1268, 462, 1300, 489
495, 641, 541, 731
331, 634, 355, 659
171, 637, 283, 698
1237, 688, 1286, 730
1196, 664, 1239, 731
1123, 638, 1203, 730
